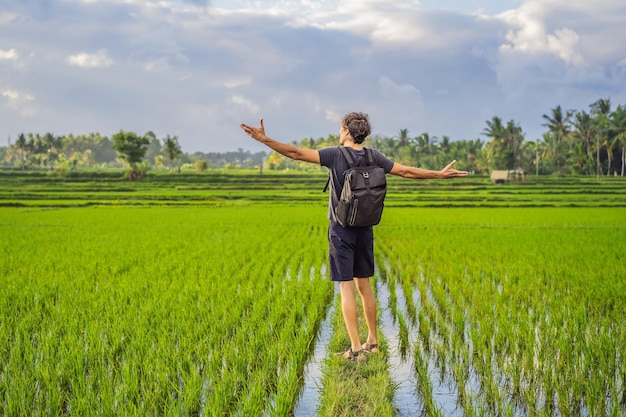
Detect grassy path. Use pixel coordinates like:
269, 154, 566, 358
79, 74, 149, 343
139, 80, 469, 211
316, 293, 396, 417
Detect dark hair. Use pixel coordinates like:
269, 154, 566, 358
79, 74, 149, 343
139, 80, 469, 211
342, 112, 371, 144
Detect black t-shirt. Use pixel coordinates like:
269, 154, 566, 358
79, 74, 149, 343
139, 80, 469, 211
318, 147, 394, 222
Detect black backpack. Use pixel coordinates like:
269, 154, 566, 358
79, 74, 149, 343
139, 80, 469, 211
329, 147, 387, 227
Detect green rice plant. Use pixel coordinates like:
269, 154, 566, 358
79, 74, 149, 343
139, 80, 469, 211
384, 265, 399, 322
2, 174, 625, 416
0, 205, 331, 415
413, 341, 443, 417
376, 207, 626, 416
395, 310, 410, 360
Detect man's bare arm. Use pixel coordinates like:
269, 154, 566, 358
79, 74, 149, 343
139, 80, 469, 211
390, 160, 468, 179
240, 119, 320, 164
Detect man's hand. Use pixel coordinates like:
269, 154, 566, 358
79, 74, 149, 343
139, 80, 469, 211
240, 119, 267, 142
439, 160, 468, 178
390, 159, 468, 179
238, 118, 321, 164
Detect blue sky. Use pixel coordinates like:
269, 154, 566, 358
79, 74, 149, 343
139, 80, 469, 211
1, 0, 625, 153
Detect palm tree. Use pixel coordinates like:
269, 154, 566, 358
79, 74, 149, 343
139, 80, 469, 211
477, 145, 493, 173
519, 140, 543, 176
482, 116, 524, 170
542, 105, 572, 136
446, 139, 475, 173
539, 133, 555, 174
393, 128, 415, 165
466, 138, 484, 174
434, 135, 451, 168
505, 120, 524, 168
26, 133, 46, 168
41, 132, 64, 168
439, 135, 451, 155
567, 141, 589, 175
608, 105, 626, 176
415, 133, 436, 169
542, 105, 573, 173
397, 128, 410, 148
601, 135, 620, 176
571, 111, 594, 174
483, 116, 508, 169
15, 133, 27, 169
162, 135, 182, 171
590, 98, 611, 180
416, 133, 431, 155
380, 136, 399, 160
483, 116, 505, 143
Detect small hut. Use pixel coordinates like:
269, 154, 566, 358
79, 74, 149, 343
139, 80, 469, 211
490, 170, 509, 184
490, 169, 526, 184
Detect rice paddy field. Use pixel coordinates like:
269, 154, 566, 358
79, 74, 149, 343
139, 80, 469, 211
1, 170, 625, 416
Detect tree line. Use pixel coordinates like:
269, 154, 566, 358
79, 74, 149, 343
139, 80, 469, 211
1, 98, 625, 178
275, 98, 625, 177
0, 130, 265, 178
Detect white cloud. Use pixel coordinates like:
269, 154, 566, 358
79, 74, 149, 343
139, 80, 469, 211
547, 28, 583, 65
2, 90, 36, 117
143, 57, 170, 72
497, 0, 626, 67
231, 95, 259, 114
0, 49, 19, 61
378, 76, 422, 100
0, 12, 17, 25
1, 0, 626, 152
285, 0, 426, 44
490, 0, 626, 126
319, 1, 419, 43
499, 4, 584, 66
66, 50, 114, 68
224, 78, 252, 89
325, 110, 341, 124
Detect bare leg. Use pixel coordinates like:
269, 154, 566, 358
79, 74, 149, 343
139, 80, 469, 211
339, 280, 361, 355
355, 277, 378, 351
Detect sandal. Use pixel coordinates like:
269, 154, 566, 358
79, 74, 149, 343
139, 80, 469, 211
361, 343, 379, 353
337, 348, 365, 361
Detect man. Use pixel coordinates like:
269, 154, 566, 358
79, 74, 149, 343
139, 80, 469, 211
240, 112, 467, 360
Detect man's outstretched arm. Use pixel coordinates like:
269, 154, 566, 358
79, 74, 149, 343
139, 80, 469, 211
390, 160, 468, 179
240, 119, 320, 164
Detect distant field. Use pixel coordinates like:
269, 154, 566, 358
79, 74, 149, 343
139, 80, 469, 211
1, 171, 625, 416
1, 169, 626, 207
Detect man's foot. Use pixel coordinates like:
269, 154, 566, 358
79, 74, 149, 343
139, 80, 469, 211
361, 343, 379, 353
337, 348, 366, 361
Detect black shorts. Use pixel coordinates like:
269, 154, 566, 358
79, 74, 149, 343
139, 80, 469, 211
328, 221, 374, 282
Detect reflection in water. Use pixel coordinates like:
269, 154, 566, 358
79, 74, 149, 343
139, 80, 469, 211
377, 277, 423, 416
293, 292, 336, 417
378, 274, 464, 417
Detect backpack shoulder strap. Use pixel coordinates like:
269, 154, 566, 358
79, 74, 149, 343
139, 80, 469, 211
338, 146, 357, 167
324, 147, 354, 193
363, 147, 374, 164
323, 176, 330, 193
